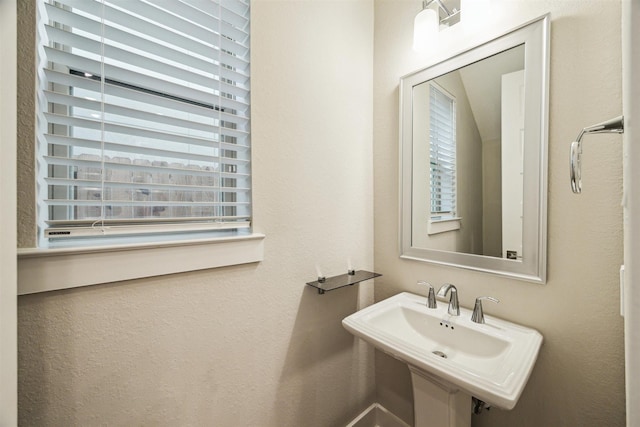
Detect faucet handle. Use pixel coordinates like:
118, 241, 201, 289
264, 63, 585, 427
471, 296, 499, 324
417, 281, 437, 308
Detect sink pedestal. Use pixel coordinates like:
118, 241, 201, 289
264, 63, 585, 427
409, 367, 471, 427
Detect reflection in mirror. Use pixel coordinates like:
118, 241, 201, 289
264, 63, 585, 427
400, 15, 549, 283
412, 45, 525, 259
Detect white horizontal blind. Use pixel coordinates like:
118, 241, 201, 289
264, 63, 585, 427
429, 83, 456, 219
35, 0, 251, 242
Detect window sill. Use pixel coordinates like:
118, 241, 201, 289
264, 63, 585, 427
427, 217, 462, 235
17, 233, 265, 295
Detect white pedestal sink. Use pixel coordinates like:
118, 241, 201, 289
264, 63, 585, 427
342, 292, 543, 427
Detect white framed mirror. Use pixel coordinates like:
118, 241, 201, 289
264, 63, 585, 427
399, 15, 550, 283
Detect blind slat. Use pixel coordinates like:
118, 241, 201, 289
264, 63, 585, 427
43, 221, 250, 239
45, 177, 250, 193
44, 113, 250, 153
47, 216, 251, 226
43, 156, 249, 178
45, 199, 251, 207
44, 137, 249, 166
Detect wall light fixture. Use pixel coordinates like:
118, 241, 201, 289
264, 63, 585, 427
413, 0, 461, 51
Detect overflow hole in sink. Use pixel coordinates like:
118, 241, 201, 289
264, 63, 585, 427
432, 350, 448, 359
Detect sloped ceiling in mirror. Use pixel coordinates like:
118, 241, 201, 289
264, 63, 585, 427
459, 45, 525, 141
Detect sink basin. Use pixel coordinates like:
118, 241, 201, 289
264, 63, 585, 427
342, 292, 543, 410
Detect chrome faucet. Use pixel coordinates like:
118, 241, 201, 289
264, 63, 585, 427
437, 283, 459, 316
471, 296, 499, 324
418, 281, 437, 308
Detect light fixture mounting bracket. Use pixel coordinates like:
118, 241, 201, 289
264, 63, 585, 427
424, 0, 461, 27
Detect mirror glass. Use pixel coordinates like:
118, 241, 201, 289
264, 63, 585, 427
400, 16, 549, 283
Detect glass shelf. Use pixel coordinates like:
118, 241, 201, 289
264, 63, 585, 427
306, 270, 382, 294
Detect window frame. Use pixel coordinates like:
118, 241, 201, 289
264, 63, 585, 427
426, 81, 460, 235
36, 0, 252, 246
18, 0, 263, 295
428, 81, 457, 221
17, 233, 264, 295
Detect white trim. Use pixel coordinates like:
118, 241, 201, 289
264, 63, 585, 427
0, 0, 18, 423
18, 233, 265, 295
623, 2, 640, 425
44, 221, 250, 239
346, 403, 410, 427
427, 217, 462, 235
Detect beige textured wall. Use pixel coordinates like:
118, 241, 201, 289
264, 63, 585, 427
373, 1, 625, 426
17, 0, 36, 248
17, 1, 376, 425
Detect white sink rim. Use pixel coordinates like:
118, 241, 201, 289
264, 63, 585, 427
342, 292, 543, 410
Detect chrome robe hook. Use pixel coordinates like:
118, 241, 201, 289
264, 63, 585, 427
570, 115, 624, 194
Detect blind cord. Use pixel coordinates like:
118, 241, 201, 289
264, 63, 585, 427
99, 0, 106, 230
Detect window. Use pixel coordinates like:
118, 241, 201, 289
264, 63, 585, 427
428, 83, 456, 221
35, 0, 251, 247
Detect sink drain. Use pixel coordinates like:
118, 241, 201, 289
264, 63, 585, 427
432, 350, 447, 359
